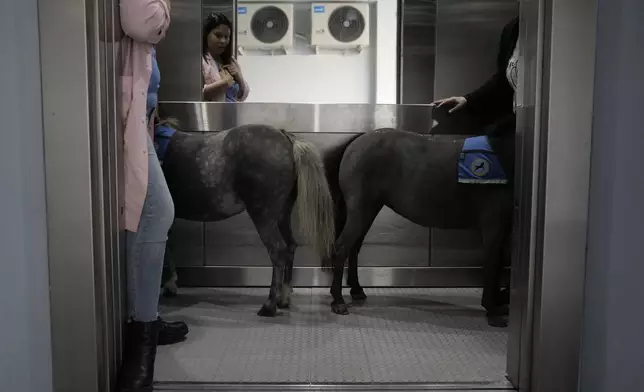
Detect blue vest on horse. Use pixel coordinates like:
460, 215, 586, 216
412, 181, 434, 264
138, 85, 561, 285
458, 136, 508, 184
154, 124, 176, 166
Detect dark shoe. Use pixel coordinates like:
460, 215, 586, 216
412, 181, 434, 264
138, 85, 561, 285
118, 319, 161, 392
498, 288, 510, 306
158, 318, 188, 346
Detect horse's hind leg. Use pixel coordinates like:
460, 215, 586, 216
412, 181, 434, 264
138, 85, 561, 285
247, 210, 288, 317
161, 242, 178, 297
330, 202, 381, 315
277, 206, 296, 309
347, 232, 368, 302
161, 224, 178, 297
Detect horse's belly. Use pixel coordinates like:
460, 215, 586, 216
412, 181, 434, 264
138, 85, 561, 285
204, 190, 245, 221
390, 183, 476, 230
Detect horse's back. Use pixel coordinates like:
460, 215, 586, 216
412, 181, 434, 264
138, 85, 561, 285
339, 129, 476, 228
163, 125, 295, 221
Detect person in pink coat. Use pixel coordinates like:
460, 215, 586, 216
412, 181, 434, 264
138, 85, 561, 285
118, 1, 188, 390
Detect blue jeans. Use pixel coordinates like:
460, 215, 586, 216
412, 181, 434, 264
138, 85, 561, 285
125, 134, 174, 322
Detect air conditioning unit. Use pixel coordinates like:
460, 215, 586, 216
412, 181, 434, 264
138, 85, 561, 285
310, 2, 370, 51
237, 3, 294, 51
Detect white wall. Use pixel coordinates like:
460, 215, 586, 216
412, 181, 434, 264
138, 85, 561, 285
0, 0, 54, 391
236, 0, 398, 104
580, 0, 644, 391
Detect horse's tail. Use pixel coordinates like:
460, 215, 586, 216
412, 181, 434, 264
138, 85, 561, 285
290, 135, 336, 268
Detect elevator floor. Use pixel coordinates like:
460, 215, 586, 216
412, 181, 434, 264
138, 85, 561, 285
155, 287, 509, 388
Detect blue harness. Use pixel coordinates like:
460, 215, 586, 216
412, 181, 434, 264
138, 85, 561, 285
153, 124, 176, 166
458, 136, 508, 184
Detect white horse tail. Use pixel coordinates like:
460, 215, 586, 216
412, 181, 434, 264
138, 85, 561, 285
291, 137, 336, 268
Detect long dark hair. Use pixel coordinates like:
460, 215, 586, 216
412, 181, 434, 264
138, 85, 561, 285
202, 12, 233, 65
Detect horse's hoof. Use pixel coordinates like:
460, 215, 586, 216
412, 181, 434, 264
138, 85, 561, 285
351, 290, 367, 302
277, 285, 292, 309
257, 304, 278, 317
487, 314, 508, 328
331, 302, 350, 315
277, 301, 291, 309
162, 280, 178, 298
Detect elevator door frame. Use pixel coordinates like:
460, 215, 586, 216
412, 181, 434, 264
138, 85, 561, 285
505, 0, 597, 391
39, 1, 596, 392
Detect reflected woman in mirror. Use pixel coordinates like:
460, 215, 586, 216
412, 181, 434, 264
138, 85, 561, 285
202, 12, 250, 102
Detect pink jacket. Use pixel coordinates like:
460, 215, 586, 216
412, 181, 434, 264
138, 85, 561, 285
120, 0, 171, 232
202, 54, 250, 102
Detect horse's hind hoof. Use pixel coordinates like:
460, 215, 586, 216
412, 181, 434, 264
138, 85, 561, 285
331, 302, 350, 315
277, 302, 291, 309
257, 304, 278, 317
162, 279, 179, 298
487, 314, 508, 328
351, 290, 367, 302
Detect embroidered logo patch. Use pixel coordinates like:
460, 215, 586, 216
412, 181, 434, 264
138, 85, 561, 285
470, 158, 490, 177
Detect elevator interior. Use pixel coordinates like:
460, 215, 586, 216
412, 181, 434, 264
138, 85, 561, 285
158, 0, 518, 289
152, 0, 517, 388
38, 0, 597, 390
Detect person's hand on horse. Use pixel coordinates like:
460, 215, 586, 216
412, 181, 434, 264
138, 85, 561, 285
431, 96, 467, 113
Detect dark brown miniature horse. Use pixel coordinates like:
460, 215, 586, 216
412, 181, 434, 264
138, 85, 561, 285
323, 112, 514, 328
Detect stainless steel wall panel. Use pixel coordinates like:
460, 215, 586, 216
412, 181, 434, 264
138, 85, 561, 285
97, 0, 126, 389
159, 101, 316, 132
156, 0, 203, 101
203, 0, 235, 16
527, 1, 597, 391
318, 104, 435, 134
433, 0, 519, 99
204, 213, 264, 266
159, 102, 434, 134
168, 219, 205, 266
430, 0, 518, 279
429, 229, 482, 267
3, 1, 53, 391
39, 0, 119, 390
506, 0, 542, 387
399, 0, 437, 104
175, 266, 510, 287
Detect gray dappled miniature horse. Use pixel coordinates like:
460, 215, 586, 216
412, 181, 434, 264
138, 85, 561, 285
323, 112, 514, 328
159, 121, 335, 317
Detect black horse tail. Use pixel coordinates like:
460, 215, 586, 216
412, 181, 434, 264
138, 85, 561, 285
289, 134, 336, 267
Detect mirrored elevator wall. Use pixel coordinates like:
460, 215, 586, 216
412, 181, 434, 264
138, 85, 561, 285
430, 1, 518, 268
156, 0, 518, 287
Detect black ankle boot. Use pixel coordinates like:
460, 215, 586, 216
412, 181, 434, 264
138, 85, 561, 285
158, 317, 189, 346
118, 319, 161, 392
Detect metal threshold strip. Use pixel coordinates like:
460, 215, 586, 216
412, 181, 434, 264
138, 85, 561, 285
155, 381, 515, 391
